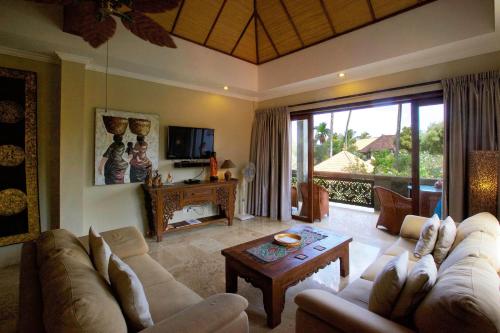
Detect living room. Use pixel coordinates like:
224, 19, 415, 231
0, 0, 499, 332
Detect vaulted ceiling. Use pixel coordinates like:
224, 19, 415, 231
148, 0, 436, 64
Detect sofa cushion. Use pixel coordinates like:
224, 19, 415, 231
124, 254, 174, 288
452, 212, 500, 250
39, 251, 127, 333
414, 257, 500, 333
80, 226, 149, 259
400, 215, 429, 240
145, 279, 203, 322
391, 254, 437, 324
368, 252, 408, 317
109, 254, 154, 331
414, 215, 440, 258
439, 231, 499, 274
384, 238, 419, 261
89, 226, 112, 283
361, 254, 416, 282
338, 278, 373, 309
433, 216, 456, 264
37, 229, 92, 268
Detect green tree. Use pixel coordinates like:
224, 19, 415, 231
420, 152, 443, 179
399, 127, 412, 152
314, 122, 331, 144
372, 149, 411, 176
421, 122, 444, 155
358, 132, 371, 139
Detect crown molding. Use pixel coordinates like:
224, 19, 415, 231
0, 46, 58, 64
54, 51, 92, 66
86, 64, 258, 101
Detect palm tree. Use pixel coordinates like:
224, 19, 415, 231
314, 122, 331, 144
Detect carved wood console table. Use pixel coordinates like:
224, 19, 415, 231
142, 180, 237, 242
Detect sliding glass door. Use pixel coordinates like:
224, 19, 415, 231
291, 115, 313, 222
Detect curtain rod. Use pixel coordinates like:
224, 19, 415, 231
287, 80, 442, 108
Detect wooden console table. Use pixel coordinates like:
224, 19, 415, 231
142, 180, 237, 242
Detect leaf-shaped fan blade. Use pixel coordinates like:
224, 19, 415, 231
121, 11, 176, 48
27, 0, 75, 4
78, 1, 117, 48
131, 0, 181, 13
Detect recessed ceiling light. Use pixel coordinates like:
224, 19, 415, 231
223, 86, 229, 90
338, 73, 345, 78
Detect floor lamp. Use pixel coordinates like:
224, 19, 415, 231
468, 151, 499, 216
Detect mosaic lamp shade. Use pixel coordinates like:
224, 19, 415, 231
468, 151, 499, 216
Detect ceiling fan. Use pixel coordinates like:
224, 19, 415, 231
28, 0, 181, 48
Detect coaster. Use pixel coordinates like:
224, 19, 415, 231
314, 245, 326, 251
294, 254, 308, 260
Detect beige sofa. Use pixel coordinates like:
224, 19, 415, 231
19, 226, 249, 333
295, 212, 500, 333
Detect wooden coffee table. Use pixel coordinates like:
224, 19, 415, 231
221, 225, 352, 328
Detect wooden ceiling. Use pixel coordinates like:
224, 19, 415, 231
150, 0, 436, 64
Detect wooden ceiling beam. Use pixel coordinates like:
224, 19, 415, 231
230, 13, 254, 55
256, 14, 280, 57
171, 0, 185, 33
319, 0, 336, 35
366, 0, 376, 21
279, 0, 304, 47
203, 0, 228, 45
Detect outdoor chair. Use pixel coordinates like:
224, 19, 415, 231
299, 183, 330, 221
374, 186, 412, 234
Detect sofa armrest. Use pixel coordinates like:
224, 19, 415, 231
400, 215, 428, 240
79, 226, 149, 259
295, 290, 413, 333
140, 293, 248, 333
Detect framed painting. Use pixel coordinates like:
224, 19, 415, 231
0, 66, 40, 246
94, 108, 159, 186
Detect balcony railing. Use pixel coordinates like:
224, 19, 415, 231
292, 170, 439, 210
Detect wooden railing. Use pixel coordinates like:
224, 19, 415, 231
292, 170, 438, 209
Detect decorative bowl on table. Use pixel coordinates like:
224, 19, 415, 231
274, 233, 302, 247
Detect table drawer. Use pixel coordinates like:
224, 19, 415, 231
183, 188, 213, 202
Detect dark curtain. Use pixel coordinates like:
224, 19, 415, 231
443, 70, 500, 221
247, 107, 291, 221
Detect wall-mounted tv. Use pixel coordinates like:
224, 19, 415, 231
166, 126, 214, 159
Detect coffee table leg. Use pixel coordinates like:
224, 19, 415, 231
339, 246, 350, 277
263, 283, 284, 328
225, 261, 238, 293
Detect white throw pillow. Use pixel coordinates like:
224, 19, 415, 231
89, 226, 112, 283
433, 216, 457, 264
414, 214, 440, 258
391, 254, 437, 323
368, 251, 409, 318
108, 254, 154, 331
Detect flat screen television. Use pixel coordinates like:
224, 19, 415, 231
166, 126, 214, 159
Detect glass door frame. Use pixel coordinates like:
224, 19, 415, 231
291, 113, 314, 223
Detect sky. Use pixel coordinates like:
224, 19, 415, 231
311, 103, 444, 137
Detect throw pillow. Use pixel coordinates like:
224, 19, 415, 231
368, 251, 409, 317
391, 254, 437, 323
433, 216, 457, 264
108, 254, 154, 331
414, 214, 440, 258
89, 226, 112, 283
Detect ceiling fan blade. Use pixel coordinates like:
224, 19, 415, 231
130, 0, 181, 13
79, 2, 117, 48
121, 11, 176, 48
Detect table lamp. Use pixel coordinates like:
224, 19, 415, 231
220, 160, 236, 181
468, 151, 499, 216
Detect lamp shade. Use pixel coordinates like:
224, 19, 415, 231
468, 151, 499, 216
220, 160, 236, 169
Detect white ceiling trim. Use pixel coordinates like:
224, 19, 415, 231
0, 45, 57, 64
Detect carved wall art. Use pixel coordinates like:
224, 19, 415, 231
94, 108, 159, 186
0, 67, 39, 246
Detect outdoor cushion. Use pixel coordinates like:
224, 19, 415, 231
433, 216, 456, 264
414, 215, 440, 258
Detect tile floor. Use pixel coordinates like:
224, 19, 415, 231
0, 204, 396, 332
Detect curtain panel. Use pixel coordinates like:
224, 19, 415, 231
247, 107, 291, 221
443, 70, 500, 221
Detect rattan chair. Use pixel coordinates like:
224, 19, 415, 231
374, 186, 412, 235
299, 183, 330, 221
